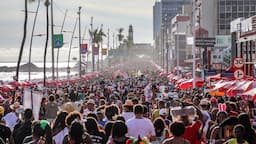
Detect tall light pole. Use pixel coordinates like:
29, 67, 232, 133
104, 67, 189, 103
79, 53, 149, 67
78, 6, 82, 77
192, 1, 196, 88
176, 22, 180, 77
165, 14, 169, 73
50, 0, 55, 80
90, 16, 94, 72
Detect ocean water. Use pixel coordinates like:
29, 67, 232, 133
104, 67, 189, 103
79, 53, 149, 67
0, 62, 83, 82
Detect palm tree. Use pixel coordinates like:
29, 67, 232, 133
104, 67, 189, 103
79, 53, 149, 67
44, 0, 50, 87
16, 0, 29, 82
89, 28, 106, 71
117, 28, 124, 61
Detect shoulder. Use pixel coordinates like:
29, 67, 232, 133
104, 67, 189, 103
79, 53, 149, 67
162, 138, 173, 144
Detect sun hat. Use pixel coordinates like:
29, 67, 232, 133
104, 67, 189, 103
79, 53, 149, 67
159, 108, 167, 116
87, 99, 95, 105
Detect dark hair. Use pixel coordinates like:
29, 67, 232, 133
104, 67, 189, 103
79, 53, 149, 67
170, 121, 185, 137
153, 118, 166, 137
134, 104, 144, 115
116, 115, 126, 123
238, 113, 251, 129
87, 112, 98, 121
111, 121, 128, 138
104, 121, 115, 140
49, 95, 55, 102
24, 108, 33, 121
143, 105, 149, 114
69, 121, 84, 144
65, 111, 82, 127
52, 111, 68, 133
105, 105, 119, 120
41, 97, 46, 105
84, 117, 99, 134
32, 120, 52, 144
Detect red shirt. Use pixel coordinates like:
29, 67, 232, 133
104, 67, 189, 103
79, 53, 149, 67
182, 120, 202, 144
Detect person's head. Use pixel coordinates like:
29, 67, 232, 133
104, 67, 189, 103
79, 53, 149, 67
41, 97, 47, 105
65, 111, 82, 128
132, 98, 139, 105
111, 121, 128, 138
116, 115, 126, 123
158, 100, 165, 109
96, 111, 104, 121
170, 121, 186, 137
229, 102, 237, 112
48, 95, 55, 102
200, 99, 210, 111
123, 100, 133, 112
238, 113, 251, 129
153, 117, 166, 137
220, 116, 239, 139
180, 115, 190, 126
32, 120, 52, 144
134, 104, 144, 116
105, 104, 119, 120
53, 111, 68, 131
143, 105, 149, 118
233, 124, 245, 139
193, 97, 200, 106
210, 97, 218, 108
69, 121, 85, 144
104, 121, 115, 139
216, 111, 228, 123
87, 112, 98, 121
87, 99, 95, 111
84, 117, 99, 134
24, 108, 33, 122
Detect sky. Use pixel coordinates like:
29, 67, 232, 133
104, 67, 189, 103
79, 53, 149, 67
0, 0, 154, 62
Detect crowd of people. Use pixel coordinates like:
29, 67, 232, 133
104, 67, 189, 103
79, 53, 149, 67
0, 62, 256, 144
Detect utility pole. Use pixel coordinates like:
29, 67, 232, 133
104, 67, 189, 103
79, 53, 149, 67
91, 16, 94, 72
165, 14, 169, 73
78, 6, 82, 77
57, 9, 67, 80
50, 0, 55, 80
192, 1, 196, 88
100, 24, 103, 71
107, 28, 110, 67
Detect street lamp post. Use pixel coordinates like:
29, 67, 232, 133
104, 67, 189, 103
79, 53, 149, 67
50, 0, 55, 80
192, 1, 196, 88
78, 6, 82, 77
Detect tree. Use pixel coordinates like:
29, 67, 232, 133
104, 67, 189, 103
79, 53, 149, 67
44, 0, 50, 86
89, 27, 106, 71
117, 28, 124, 46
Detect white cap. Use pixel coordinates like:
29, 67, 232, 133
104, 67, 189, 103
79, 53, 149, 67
159, 108, 167, 116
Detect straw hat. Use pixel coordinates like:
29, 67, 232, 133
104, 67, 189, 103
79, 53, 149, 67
0, 106, 4, 116
87, 99, 95, 105
61, 102, 78, 113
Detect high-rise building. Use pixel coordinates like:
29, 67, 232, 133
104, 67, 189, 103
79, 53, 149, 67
153, 0, 192, 40
217, 0, 256, 35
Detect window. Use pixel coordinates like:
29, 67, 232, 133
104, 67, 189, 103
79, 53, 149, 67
232, 6, 237, 11
244, 6, 250, 11
220, 6, 225, 12
251, 5, 255, 11
213, 55, 217, 59
220, 13, 225, 18
226, 6, 232, 12
238, 6, 243, 11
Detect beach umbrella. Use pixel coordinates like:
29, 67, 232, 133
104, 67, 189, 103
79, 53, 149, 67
227, 80, 253, 96
179, 77, 204, 90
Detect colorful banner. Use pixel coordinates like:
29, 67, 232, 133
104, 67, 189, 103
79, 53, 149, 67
93, 46, 99, 55
53, 34, 64, 48
80, 44, 88, 54
102, 48, 108, 55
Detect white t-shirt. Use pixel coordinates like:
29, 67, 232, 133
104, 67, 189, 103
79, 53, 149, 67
53, 127, 69, 144
122, 112, 135, 121
126, 117, 156, 139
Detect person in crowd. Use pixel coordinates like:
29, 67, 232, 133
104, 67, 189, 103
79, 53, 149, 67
209, 111, 228, 143
126, 104, 156, 141
68, 121, 92, 144
238, 113, 256, 143
225, 124, 249, 144
107, 121, 130, 144
22, 120, 53, 144
152, 117, 169, 144
62, 93, 70, 104
82, 99, 96, 117
159, 108, 171, 126
13, 108, 33, 144
3, 102, 20, 131
104, 105, 120, 140
52, 111, 69, 144
39, 97, 47, 120
45, 95, 58, 122
0, 106, 13, 143
162, 121, 190, 144
122, 100, 134, 121
151, 100, 165, 121
97, 110, 106, 127
84, 117, 107, 144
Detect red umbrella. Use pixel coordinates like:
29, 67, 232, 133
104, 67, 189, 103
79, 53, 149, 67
207, 73, 221, 82
179, 77, 204, 90
8, 81, 21, 87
